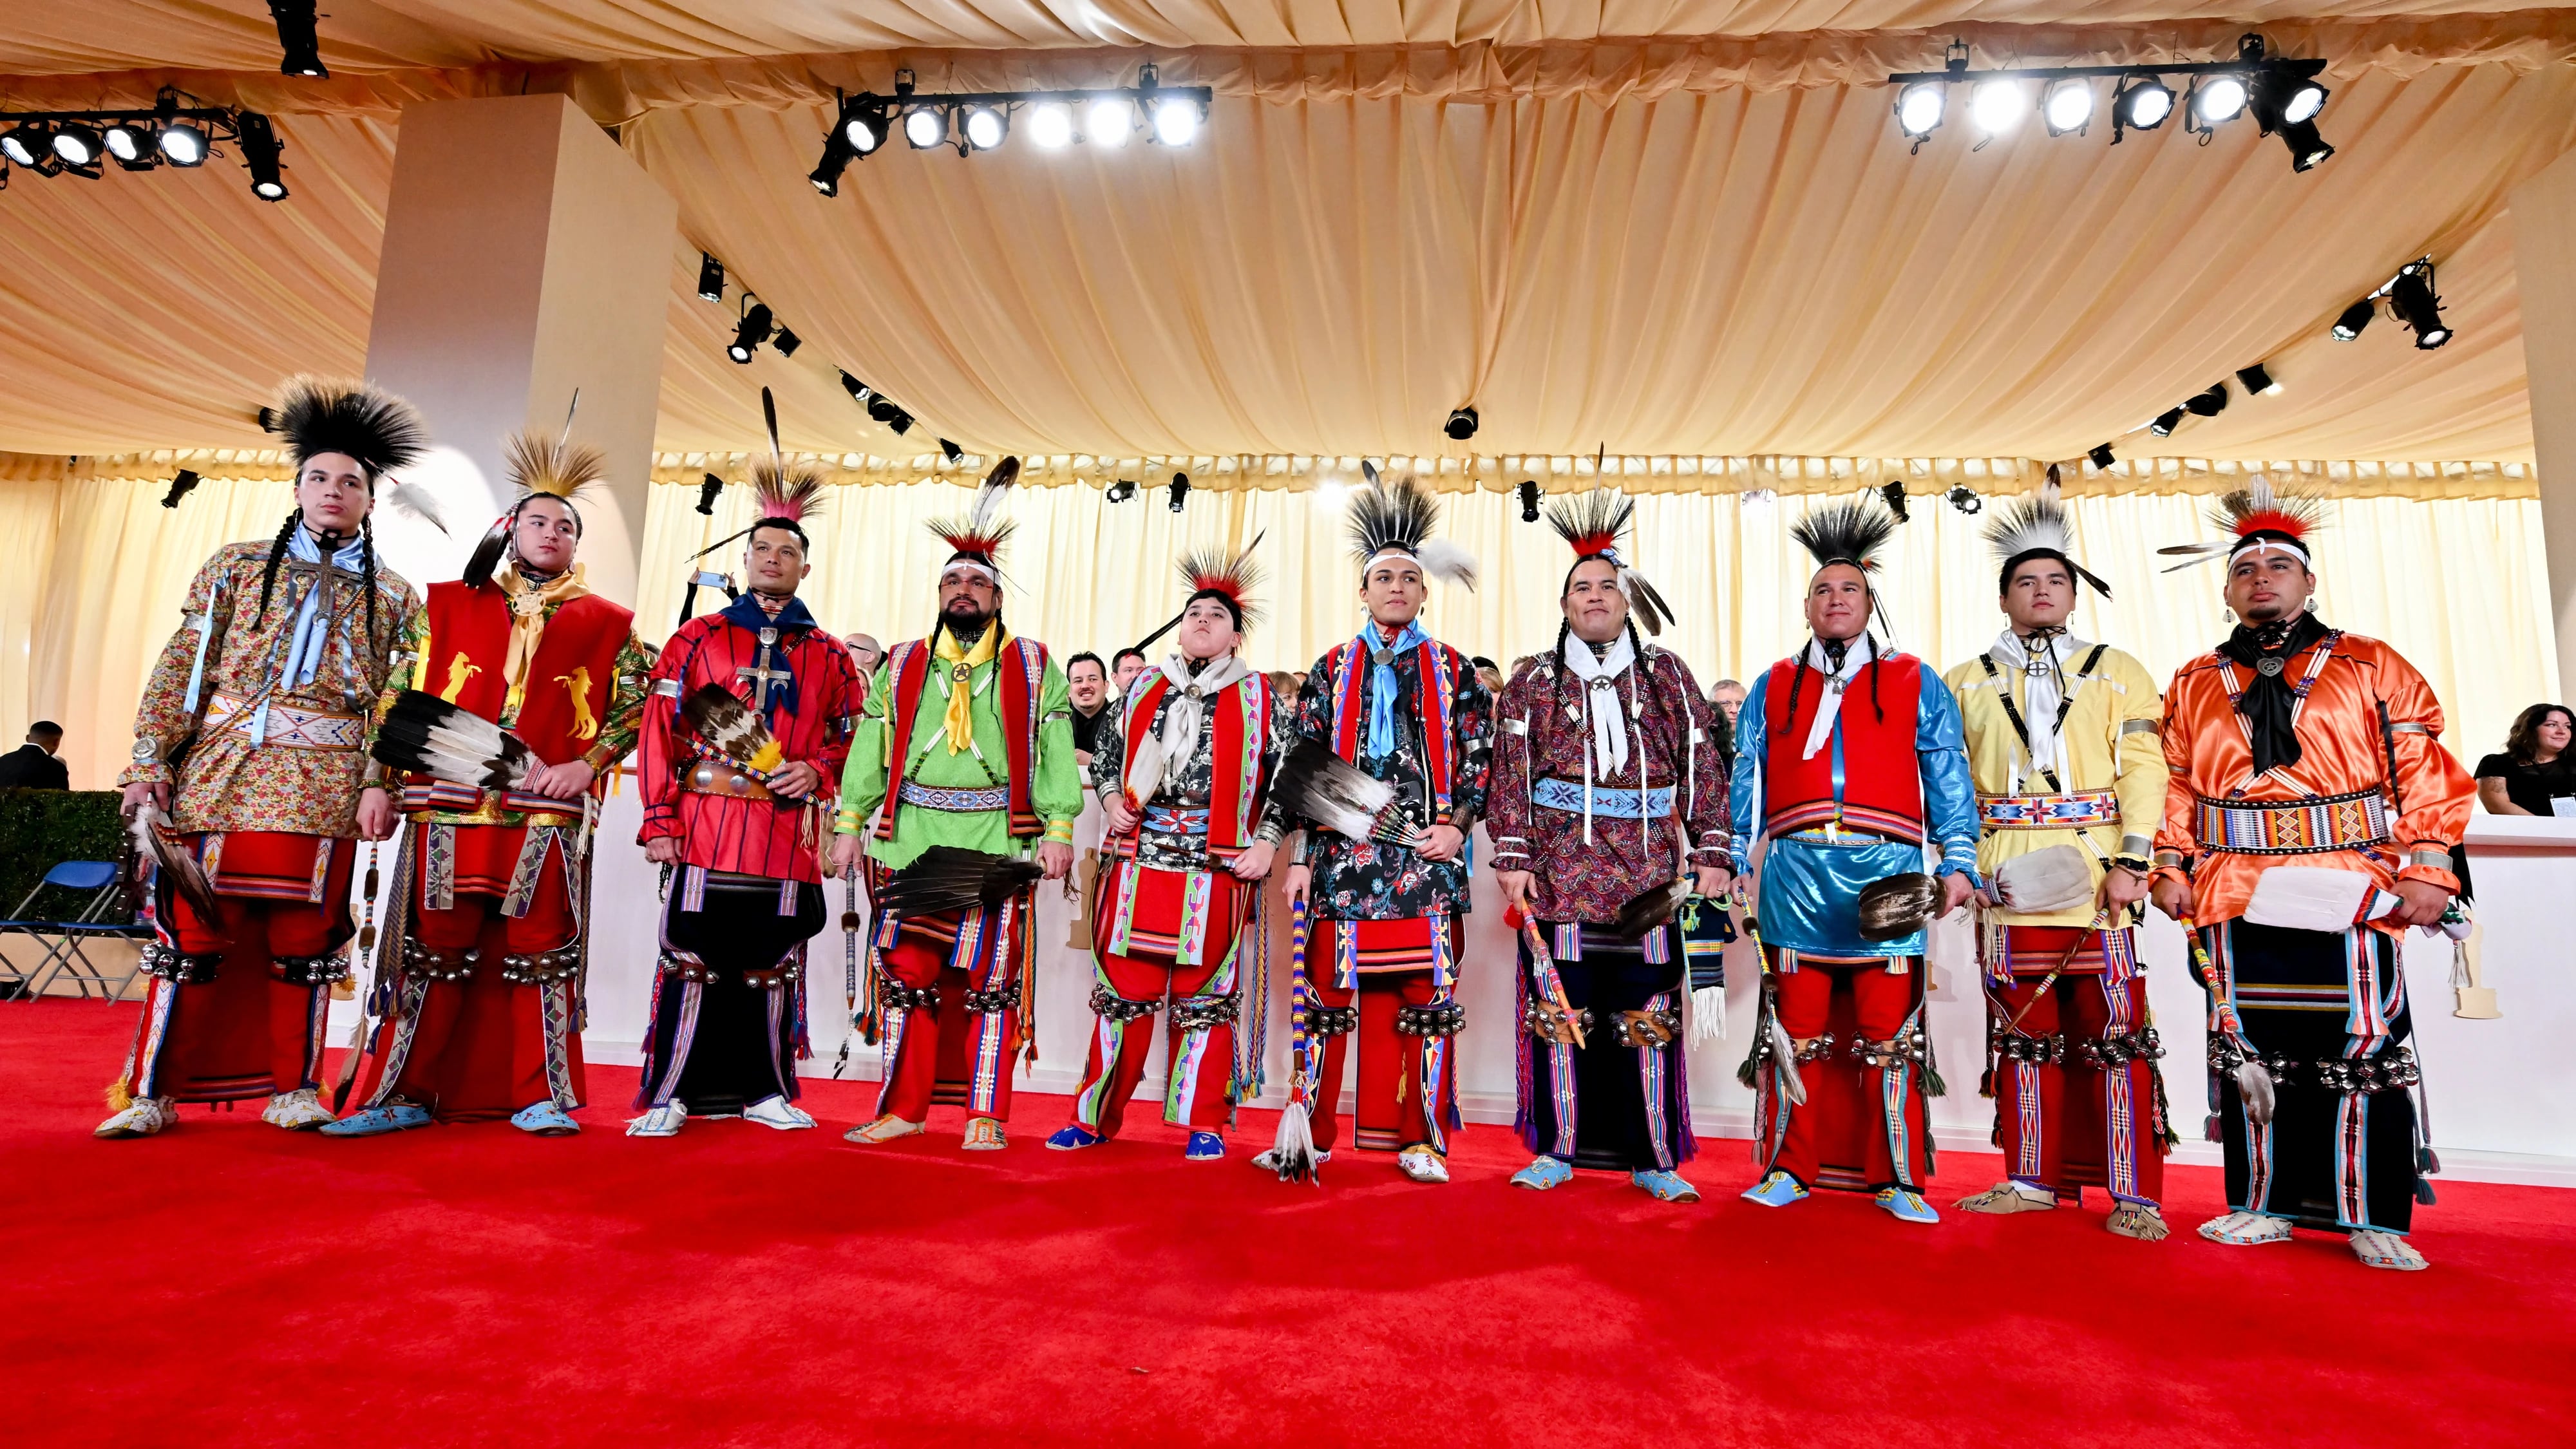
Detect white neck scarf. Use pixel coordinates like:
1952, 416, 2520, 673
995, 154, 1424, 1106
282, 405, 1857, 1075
1799, 634, 1875, 761
1135, 651, 1250, 802
1560, 632, 1636, 777
1987, 628, 2086, 784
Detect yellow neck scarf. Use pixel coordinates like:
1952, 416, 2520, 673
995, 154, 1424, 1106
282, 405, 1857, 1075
931, 623, 1003, 755
497, 563, 591, 711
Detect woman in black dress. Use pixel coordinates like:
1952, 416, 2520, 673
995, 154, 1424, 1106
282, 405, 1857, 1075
2476, 703, 2576, 815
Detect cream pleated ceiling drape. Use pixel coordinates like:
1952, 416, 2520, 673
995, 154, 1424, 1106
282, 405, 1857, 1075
0, 12, 2570, 465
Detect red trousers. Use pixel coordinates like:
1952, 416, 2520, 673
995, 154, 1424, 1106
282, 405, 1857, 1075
1300, 914, 1463, 1155
122, 833, 353, 1104
1068, 951, 1234, 1137
359, 829, 584, 1120
1990, 954, 2164, 1206
1762, 957, 1933, 1192
873, 898, 1027, 1123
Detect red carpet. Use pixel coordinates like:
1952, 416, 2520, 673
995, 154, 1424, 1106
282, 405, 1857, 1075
7, 1000, 2572, 1447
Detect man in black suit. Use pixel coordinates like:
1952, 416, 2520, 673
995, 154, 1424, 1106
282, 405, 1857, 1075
0, 721, 67, 790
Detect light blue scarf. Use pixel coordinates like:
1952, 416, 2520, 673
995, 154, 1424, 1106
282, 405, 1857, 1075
252, 526, 367, 744
1358, 619, 1428, 759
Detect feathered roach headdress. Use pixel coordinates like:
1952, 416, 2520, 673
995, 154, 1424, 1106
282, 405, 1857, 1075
1178, 534, 1266, 630
1790, 494, 1900, 577
1545, 488, 1674, 634
924, 454, 1021, 583
462, 393, 609, 588
1985, 468, 2110, 598
676, 388, 828, 625
269, 374, 444, 533
2155, 475, 2328, 572
1347, 462, 1477, 590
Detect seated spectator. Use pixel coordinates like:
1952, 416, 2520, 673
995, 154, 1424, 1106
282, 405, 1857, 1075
2476, 703, 2576, 816
1066, 652, 1116, 768
0, 721, 68, 790
1112, 647, 1150, 697
844, 632, 883, 679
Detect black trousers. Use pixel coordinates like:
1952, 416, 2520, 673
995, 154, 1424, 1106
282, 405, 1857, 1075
639, 872, 824, 1115
1515, 922, 1696, 1173
2206, 919, 2420, 1235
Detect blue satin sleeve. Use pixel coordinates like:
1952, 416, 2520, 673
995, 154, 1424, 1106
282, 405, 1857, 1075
1915, 668, 1982, 882
1729, 674, 1770, 876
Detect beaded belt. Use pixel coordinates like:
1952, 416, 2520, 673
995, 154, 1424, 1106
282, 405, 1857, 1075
1142, 805, 1211, 835
1978, 790, 2118, 829
684, 759, 772, 802
2193, 789, 2389, 855
899, 780, 1012, 813
203, 692, 366, 750
1531, 777, 1674, 819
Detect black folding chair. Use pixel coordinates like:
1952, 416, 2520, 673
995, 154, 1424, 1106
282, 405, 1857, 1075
0, 861, 146, 1002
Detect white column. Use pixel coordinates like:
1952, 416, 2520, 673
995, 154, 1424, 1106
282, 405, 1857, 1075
2514, 146, 2576, 696
363, 93, 675, 607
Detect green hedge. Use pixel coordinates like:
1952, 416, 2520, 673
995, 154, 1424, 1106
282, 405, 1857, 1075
0, 790, 129, 913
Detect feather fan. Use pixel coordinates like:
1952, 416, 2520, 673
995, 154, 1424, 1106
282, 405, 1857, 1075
1612, 876, 1693, 941
371, 690, 536, 790
679, 685, 786, 776
1268, 739, 1399, 844
128, 803, 220, 922
877, 846, 1045, 919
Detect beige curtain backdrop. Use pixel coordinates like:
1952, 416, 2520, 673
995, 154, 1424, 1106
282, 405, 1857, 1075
5, 475, 2550, 788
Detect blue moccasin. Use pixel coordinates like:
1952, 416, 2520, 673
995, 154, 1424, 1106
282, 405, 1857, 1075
319, 1103, 431, 1138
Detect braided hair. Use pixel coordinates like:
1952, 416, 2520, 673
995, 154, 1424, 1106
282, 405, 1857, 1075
252, 508, 303, 628
359, 514, 379, 639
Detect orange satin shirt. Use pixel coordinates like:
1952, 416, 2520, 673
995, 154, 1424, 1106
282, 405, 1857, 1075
2152, 629, 2472, 931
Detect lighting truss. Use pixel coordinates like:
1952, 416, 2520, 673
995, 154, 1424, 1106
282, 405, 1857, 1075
0, 88, 285, 198
812, 63, 1214, 192
1888, 34, 2330, 169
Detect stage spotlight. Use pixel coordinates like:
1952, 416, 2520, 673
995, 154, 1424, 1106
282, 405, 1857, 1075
236, 111, 287, 200
773, 327, 802, 358
2043, 80, 2094, 136
940, 439, 963, 463
1879, 480, 1910, 523
1970, 80, 2025, 138
2112, 75, 2174, 131
2388, 265, 2451, 349
1517, 479, 1541, 523
1168, 473, 1191, 512
2237, 363, 2280, 395
269, 1, 328, 77
1029, 102, 1075, 149
2150, 406, 2186, 436
102, 120, 155, 168
1086, 97, 1134, 147
2276, 119, 2334, 173
839, 372, 871, 404
696, 473, 724, 515
2184, 383, 2229, 417
962, 105, 1007, 152
2, 124, 53, 168
866, 393, 899, 425
1106, 478, 1137, 502
697, 254, 725, 301
158, 120, 208, 166
882, 408, 913, 435
2188, 75, 2248, 128
1947, 486, 1982, 515
2282, 80, 2328, 126
2088, 444, 2117, 469
161, 469, 201, 509
1444, 406, 1479, 440
809, 131, 855, 194
2332, 297, 2374, 341
728, 302, 774, 364
904, 106, 947, 149
50, 122, 103, 167
1151, 95, 1203, 147
842, 96, 889, 155
1894, 82, 1946, 144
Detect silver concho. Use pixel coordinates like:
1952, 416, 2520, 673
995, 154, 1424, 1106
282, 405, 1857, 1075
2255, 657, 2286, 677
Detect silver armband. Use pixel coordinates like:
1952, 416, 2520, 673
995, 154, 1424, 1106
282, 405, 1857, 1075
2119, 719, 2159, 737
